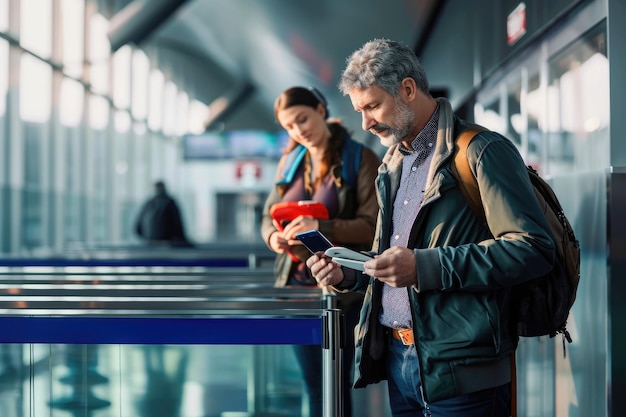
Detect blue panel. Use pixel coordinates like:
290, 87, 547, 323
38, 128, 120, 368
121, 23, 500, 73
0, 316, 322, 345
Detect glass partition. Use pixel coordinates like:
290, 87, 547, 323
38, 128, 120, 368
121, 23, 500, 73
0, 293, 329, 417
0, 326, 320, 417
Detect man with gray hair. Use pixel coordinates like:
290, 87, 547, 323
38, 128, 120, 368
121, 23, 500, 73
306, 38, 555, 416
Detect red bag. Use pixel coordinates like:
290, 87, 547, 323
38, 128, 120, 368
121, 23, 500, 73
270, 201, 329, 262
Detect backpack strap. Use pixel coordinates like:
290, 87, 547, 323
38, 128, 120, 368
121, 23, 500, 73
276, 144, 307, 186
277, 138, 363, 189
450, 126, 487, 226
340, 136, 363, 189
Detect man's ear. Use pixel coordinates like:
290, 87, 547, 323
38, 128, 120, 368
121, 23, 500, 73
399, 77, 418, 102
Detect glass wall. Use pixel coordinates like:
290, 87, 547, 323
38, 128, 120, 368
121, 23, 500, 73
0, 0, 210, 254
0, 34, 8, 251
545, 24, 609, 175
476, 24, 609, 177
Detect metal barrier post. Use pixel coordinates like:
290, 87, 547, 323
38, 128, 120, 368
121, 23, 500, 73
322, 306, 343, 417
247, 253, 257, 269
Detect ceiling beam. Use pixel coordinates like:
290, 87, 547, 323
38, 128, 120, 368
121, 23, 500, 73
107, 0, 188, 52
413, 0, 447, 57
204, 83, 257, 132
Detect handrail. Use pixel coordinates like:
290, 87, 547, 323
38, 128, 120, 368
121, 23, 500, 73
0, 275, 325, 313
0, 268, 276, 279
0, 257, 251, 268
2, 244, 277, 269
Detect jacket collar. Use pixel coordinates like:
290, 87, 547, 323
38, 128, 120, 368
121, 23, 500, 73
427, 97, 461, 188
377, 97, 460, 200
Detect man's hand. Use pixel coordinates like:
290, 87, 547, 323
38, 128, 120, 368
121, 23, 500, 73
306, 252, 345, 287
363, 246, 417, 287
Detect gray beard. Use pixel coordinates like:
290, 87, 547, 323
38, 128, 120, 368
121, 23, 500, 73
380, 101, 415, 147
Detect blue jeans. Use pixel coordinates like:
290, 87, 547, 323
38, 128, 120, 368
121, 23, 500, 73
386, 337, 511, 417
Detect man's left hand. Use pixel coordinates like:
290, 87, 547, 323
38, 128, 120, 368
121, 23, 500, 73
363, 246, 417, 287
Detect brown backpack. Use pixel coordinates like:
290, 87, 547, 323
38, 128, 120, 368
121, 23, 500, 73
451, 126, 581, 344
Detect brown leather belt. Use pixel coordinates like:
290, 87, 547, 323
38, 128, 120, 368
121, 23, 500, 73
391, 328, 414, 345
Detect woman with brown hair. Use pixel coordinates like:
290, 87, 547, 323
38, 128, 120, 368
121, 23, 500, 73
261, 86, 380, 417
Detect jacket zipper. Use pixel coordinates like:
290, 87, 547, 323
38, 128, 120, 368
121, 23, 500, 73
408, 287, 431, 415
420, 385, 432, 416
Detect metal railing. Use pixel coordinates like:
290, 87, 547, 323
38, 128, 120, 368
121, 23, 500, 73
0, 270, 345, 417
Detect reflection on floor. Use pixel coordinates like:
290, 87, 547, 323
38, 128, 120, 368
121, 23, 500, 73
0, 344, 391, 417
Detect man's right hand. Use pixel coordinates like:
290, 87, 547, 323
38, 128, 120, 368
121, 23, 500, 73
306, 252, 344, 287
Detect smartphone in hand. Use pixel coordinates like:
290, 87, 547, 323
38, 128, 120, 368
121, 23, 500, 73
295, 230, 334, 254
295, 230, 374, 272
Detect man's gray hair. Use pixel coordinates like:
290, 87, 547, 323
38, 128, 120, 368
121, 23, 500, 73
338, 38, 430, 97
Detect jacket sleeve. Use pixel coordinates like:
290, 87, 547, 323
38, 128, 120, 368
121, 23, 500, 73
260, 155, 288, 248
415, 133, 556, 292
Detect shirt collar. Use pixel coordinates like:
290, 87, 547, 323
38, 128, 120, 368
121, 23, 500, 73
399, 104, 440, 155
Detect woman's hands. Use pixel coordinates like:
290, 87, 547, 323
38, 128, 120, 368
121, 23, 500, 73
269, 215, 319, 253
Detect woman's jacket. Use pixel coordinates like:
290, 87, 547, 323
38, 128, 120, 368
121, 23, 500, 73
261, 125, 381, 287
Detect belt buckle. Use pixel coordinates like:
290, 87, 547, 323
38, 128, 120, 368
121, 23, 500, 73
397, 328, 414, 345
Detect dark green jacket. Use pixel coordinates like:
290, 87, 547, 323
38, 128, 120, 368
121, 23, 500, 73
346, 99, 555, 403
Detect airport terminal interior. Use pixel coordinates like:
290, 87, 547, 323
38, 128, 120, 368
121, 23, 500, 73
0, 0, 625, 416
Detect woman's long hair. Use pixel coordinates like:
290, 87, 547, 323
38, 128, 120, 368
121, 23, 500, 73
274, 87, 346, 194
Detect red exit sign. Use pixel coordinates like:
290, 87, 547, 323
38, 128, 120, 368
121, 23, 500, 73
507, 2, 527, 45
